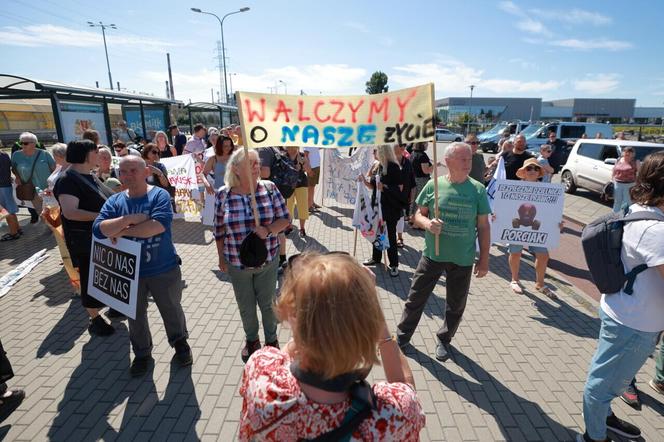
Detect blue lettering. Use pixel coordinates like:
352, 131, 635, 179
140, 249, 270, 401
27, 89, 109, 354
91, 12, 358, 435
322, 126, 336, 145
337, 126, 353, 147
357, 124, 376, 144
301, 125, 319, 144
281, 125, 300, 143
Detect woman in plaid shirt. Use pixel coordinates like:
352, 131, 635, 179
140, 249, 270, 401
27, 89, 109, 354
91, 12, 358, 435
214, 149, 290, 362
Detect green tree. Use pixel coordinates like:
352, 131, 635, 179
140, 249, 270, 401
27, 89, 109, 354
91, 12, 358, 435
365, 71, 389, 94
486, 109, 494, 122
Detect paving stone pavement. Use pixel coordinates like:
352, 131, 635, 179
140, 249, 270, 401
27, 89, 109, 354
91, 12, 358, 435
0, 199, 662, 441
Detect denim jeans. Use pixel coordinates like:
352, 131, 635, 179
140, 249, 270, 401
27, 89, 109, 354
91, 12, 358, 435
582, 308, 661, 440
612, 181, 634, 213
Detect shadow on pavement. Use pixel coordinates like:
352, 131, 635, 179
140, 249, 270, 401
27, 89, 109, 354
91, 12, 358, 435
36, 296, 87, 358
410, 346, 576, 441
314, 210, 352, 232
521, 290, 600, 339
0, 225, 56, 268
30, 270, 73, 307
172, 220, 214, 246
48, 323, 202, 440
0, 425, 9, 439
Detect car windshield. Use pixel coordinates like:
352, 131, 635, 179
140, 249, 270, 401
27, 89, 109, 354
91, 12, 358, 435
520, 124, 544, 139
622, 145, 664, 162
480, 123, 507, 137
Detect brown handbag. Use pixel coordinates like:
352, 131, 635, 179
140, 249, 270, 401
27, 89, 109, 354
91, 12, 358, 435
15, 150, 41, 201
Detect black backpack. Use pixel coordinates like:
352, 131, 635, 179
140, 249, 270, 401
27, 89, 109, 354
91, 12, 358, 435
581, 210, 664, 295
268, 148, 300, 199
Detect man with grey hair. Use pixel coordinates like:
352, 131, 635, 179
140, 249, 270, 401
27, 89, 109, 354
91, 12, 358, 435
503, 134, 533, 180
93, 156, 191, 376
397, 142, 491, 362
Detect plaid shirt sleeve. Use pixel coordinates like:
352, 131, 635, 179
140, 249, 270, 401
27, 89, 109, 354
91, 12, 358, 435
267, 182, 290, 221
213, 188, 227, 240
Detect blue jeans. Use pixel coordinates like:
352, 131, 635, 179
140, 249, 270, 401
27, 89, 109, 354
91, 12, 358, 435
612, 181, 634, 213
582, 308, 661, 440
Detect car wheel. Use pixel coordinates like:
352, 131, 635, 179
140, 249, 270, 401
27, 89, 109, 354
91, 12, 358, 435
455, 137, 462, 142
562, 171, 576, 194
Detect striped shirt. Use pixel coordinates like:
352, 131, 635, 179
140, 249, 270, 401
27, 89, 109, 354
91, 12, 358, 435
214, 181, 289, 269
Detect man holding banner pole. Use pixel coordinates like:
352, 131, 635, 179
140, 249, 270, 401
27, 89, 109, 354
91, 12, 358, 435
93, 156, 191, 377
397, 142, 491, 362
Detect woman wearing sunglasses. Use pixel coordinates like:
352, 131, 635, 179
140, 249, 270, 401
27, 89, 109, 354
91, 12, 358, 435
239, 252, 425, 441
141, 143, 170, 191
503, 158, 562, 299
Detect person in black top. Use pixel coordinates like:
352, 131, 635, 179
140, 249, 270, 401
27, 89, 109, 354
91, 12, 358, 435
360, 145, 405, 276
284, 146, 312, 237
141, 143, 171, 190
154, 131, 177, 158
394, 144, 416, 247
546, 131, 570, 174
169, 124, 187, 156
54, 140, 116, 336
409, 142, 434, 223
502, 134, 534, 180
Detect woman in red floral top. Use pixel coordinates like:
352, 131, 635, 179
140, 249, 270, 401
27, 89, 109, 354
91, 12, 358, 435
239, 253, 425, 441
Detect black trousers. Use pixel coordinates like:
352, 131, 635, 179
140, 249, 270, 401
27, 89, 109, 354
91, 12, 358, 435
397, 256, 473, 344
0, 339, 14, 393
372, 207, 400, 268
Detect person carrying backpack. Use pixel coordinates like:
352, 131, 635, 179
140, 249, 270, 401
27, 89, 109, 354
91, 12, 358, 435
578, 151, 664, 442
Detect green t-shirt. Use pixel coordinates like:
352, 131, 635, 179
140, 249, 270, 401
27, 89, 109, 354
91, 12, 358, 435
11, 149, 55, 190
416, 176, 491, 266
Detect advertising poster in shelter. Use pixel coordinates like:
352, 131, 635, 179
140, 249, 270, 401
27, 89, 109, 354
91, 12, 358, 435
88, 237, 141, 319
160, 155, 202, 221
236, 84, 434, 148
323, 148, 372, 206
58, 101, 108, 144
490, 180, 565, 249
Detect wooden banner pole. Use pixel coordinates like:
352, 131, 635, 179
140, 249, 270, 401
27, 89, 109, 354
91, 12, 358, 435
353, 228, 358, 257
430, 83, 440, 255
235, 93, 261, 227
319, 148, 326, 207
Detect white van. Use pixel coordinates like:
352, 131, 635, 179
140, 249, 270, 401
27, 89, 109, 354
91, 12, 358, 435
521, 122, 613, 152
560, 139, 664, 196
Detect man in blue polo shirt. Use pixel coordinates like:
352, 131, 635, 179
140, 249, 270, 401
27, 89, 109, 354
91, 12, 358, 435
93, 156, 191, 376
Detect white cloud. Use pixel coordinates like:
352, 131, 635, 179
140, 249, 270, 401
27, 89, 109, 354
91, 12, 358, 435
573, 74, 621, 94
139, 64, 368, 102
498, 1, 551, 36
0, 24, 175, 49
343, 21, 369, 34
530, 8, 612, 26
552, 39, 632, 51
391, 59, 561, 96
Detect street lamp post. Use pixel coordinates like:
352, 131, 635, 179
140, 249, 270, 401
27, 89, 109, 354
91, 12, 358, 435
468, 84, 475, 135
229, 73, 238, 104
279, 80, 287, 95
88, 21, 116, 90
191, 7, 250, 104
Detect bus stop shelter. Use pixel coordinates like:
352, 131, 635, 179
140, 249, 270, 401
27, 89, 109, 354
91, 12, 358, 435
182, 102, 239, 133
0, 74, 182, 145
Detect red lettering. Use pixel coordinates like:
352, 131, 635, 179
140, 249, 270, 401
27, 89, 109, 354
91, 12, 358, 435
313, 101, 330, 123
368, 98, 389, 123
272, 100, 293, 122
330, 100, 346, 123
297, 100, 311, 122
244, 98, 266, 123
396, 90, 418, 122
347, 100, 364, 123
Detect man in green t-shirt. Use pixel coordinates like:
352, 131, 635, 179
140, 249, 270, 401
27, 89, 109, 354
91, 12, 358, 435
397, 142, 491, 362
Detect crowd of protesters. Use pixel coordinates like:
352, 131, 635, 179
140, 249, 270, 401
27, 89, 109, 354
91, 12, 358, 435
1, 120, 663, 442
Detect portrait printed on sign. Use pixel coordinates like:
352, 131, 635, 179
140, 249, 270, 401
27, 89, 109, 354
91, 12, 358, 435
88, 237, 141, 319
490, 180, 564, 249
236, 84, 435, 149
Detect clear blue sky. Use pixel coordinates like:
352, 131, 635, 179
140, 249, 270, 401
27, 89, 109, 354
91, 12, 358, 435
1, 0, 663, 105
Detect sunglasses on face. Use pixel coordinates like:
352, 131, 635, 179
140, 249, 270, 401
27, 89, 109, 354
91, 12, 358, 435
525, 166, 540, 172
20, 141, 33, 145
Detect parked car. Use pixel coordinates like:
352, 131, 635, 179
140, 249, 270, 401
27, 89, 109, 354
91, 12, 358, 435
522, 122, 613, 152
479, 121, 530, 153
435, 128, 463, 142
560, 139, 664, 197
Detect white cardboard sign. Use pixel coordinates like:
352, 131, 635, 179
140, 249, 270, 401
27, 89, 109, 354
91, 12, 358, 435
490, 180, 564, 249
88, 237, 141, 319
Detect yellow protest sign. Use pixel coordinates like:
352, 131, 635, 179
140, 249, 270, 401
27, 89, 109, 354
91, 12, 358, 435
236, 84, 434, 148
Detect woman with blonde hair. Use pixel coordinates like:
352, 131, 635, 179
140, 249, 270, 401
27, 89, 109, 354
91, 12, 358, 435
359, 145, 405, 276
153, 130, 177, 158
239, 252, 425, 441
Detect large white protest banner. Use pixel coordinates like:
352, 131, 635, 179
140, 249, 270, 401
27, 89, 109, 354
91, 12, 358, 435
160, 154, 203, 220
323, 148, 373, 206
88, 237, 141, 319
490, 180, 564, 249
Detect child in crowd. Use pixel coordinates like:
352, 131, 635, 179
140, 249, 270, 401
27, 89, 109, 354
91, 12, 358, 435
537, 145, 555, 183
